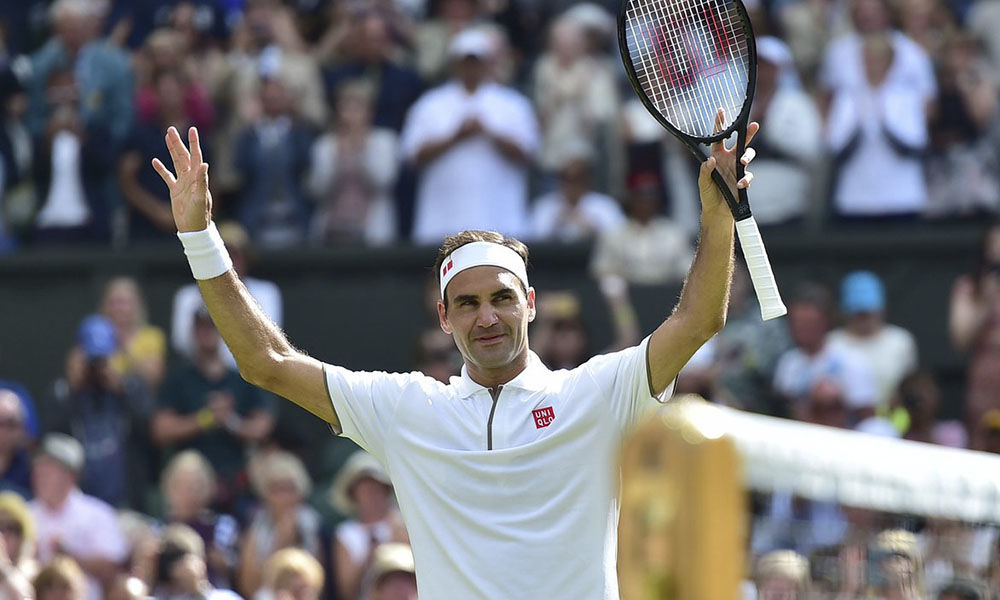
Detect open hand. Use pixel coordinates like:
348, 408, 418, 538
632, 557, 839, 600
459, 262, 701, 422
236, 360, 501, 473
151, 126, 213, 233
698, 109, 759, 218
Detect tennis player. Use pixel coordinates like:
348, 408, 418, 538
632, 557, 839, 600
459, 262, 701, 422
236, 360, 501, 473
152, 120, 758, 599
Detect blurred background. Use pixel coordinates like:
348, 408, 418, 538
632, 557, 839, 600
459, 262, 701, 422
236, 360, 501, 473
1, 0, 999, 598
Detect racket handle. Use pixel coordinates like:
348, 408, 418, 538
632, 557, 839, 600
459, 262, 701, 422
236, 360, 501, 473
734, 217, 787, 321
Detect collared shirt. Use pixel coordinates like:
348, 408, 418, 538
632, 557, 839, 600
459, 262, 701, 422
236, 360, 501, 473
30, 489, 127, 600
324, 337, 670, 600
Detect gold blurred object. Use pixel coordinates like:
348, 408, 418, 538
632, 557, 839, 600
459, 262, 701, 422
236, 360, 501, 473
618, 396, 745, 600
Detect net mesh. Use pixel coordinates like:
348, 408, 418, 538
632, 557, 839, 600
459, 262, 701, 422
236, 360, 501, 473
623, 0, 752, 138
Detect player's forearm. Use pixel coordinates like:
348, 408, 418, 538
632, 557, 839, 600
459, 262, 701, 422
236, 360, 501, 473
197, 272, 295, 386
675, 207, 734, 338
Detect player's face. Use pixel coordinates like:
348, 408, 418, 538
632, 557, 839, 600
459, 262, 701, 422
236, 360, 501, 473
439, 267, 535, 379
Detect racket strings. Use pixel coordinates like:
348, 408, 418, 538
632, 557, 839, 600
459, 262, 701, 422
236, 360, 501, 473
625, 0, 751, 138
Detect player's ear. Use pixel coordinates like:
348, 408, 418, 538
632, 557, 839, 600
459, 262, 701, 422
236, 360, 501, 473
526, 287, 536, 323
437, 300, 452, 334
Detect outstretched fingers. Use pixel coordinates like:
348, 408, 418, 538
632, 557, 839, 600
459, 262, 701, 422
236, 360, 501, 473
189, 127, 203, 167
151, 158, 176, 188
165, 126, 191, 172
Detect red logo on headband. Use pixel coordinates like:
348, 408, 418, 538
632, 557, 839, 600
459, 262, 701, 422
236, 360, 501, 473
442, 260, 454, 278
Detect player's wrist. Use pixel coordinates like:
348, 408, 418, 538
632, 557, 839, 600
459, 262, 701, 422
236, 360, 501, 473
177, 221, 233, 280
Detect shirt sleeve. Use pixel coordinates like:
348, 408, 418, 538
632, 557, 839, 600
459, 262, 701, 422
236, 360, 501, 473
582, 336, 674, 434
323, 365, 423, 464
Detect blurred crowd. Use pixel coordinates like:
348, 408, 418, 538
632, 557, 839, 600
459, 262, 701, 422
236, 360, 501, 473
2, 0, 1000, 598
0, 0, 999, 253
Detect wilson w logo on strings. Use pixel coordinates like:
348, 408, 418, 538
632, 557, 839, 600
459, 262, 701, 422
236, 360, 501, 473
639, 5, 731, 89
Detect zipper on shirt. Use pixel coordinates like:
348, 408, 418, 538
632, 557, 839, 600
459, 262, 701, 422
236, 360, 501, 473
486, 385, 503, 450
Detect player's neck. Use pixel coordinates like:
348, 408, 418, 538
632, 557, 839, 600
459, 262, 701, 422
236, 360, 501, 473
465, 350, 530, 391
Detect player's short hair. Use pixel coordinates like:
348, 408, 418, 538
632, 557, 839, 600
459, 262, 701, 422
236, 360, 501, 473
434, 230, 529, 308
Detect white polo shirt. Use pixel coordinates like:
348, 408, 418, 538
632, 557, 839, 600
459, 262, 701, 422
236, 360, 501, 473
324, 337, 669, 599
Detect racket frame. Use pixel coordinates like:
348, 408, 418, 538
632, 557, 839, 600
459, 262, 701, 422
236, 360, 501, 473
617, 0, 758, 221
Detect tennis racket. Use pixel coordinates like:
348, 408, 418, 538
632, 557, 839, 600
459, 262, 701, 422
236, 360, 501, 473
618, 0, 787, 320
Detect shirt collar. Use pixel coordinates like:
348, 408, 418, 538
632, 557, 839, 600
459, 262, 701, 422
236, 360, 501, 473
451, 351, 550, 398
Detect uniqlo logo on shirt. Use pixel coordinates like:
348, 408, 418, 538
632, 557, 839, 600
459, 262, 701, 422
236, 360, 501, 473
533, 407, 555, 429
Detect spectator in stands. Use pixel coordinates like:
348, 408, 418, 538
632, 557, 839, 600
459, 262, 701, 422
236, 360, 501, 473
532, 15, 619, 189
58, 314, 154, 509
27, 0, 133, 151
119, 69, 203, 244
413, 0, 484, 83
821, 0, 936, 218
590, 173, 693, 287
926, 33, 1000, 216
154, 307, 275, 511
0, 372, 40, 439
30, 433, 128, 600
369, 543, 417, 600
210, 1, 325, 198
67, 277, 166, 394
745, 37, 823, 226
528, 148, 625, 243
28, 0, 133, 242
304, 79, 399, 246
401, 27, 539, 244
152, 524, 240, 600
34, 556, 86, 600
967, 0, 1000, 83
949, 222, 1000, 444
321, 8, 424, 133
591, 173, 694, 349
869, 529, 925, 600
172, 221, 283, 369
232, 75, 314, 248
0, 491, 39, 597
899, 371, 968, 447
530, 292, 592, 371
332, 450, 406, 600
0, 390, 31, 497
773, 283, 877, 421
255, 548, 324, 600
160, 450, 239, 589
0, 59, 32, 251
31, 67, 111, 243
132, 29, 214, 133
975, 409, 1000, 454
828, 271, 918, 417
685, 261, 792, 413
938, 578, 987, 600
753, 550, 811, 600
413, 328, 461, 384
239, 450, 323, 597
779, 0, 853, 89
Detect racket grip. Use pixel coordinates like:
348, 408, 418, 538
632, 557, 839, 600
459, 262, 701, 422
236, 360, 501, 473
734, 217, 787, 321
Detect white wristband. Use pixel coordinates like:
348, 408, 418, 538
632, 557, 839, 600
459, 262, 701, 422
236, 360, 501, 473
177, 222, 233, 280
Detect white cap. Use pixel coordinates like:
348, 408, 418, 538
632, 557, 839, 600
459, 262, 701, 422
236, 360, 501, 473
449, 28, 494, 59
440, 242, 529, 299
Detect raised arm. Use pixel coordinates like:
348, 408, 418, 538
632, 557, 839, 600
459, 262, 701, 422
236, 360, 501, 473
152, 127, 338, 427
646, 114, 759, 395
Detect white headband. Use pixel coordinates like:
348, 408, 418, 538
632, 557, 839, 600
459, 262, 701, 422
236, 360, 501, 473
439, 241, 529, 299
